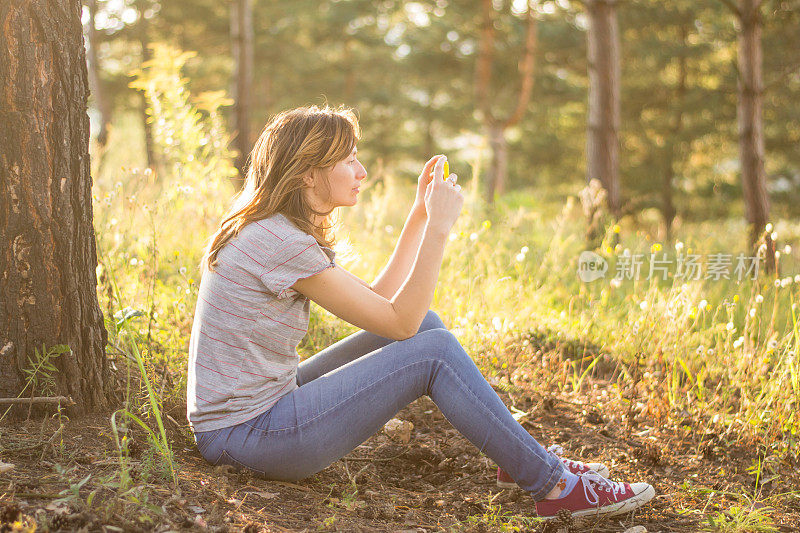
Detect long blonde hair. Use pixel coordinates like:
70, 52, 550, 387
203, 105, 360, 272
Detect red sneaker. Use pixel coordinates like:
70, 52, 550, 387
535, 472, 655, 519
497, 445, 610, 489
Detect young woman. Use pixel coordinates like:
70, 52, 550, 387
187, 106, 655, 519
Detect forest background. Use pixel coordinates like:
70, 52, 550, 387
2, 0, 800, 531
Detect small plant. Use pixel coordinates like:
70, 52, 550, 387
0, 344, 70, 424
464, 492, 543, 531
52, 463, 98, 512
704, 499, 778, 532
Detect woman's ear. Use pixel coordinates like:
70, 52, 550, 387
302, 170, 316, 188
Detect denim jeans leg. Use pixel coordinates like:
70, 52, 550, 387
296, 309, 447, 386
196, 311, 445, 462
209, 327, 564, 500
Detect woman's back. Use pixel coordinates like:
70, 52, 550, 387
186, 213, 335, 433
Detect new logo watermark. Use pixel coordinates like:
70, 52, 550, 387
576, 250, 778, 283
577, 251, 608, 282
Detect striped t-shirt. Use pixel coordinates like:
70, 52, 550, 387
186, 213, 335, 433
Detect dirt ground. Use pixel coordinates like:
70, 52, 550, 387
1, 377, 799, 533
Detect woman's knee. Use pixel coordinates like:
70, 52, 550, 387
418, 309, 446, 333
414, 328, 465, 358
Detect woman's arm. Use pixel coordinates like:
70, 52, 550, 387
369, 155, 446, 298
369, 206, 426, 298
293, 157, 462, 340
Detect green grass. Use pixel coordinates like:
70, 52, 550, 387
83, 43, 800, 525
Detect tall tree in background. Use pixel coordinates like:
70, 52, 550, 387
231, 0, 253, 186
721, 0, 773, 266
85, 0, 112, 146
136, 0, 157, 171
585, 0, 621, 218
0, 0, 110, 415
475, 0, 538, 204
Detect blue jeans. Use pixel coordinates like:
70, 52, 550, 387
193, 310, 564, 500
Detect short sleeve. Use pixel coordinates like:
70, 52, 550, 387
259, 234, 335, 299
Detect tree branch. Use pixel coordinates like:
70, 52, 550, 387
0, 396, 75, 406
474, 0, 496, 123
503, 3, 538, 129
718, 0, 741, 18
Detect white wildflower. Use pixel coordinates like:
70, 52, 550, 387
521, 246, 529, 254
765, 223, 773, 233
675, 242, 684, 252
516, 253, 526, 262
639, 301, 648, 311
492, 316, 503, 331
733, 337, 744, 349
755, 294, 764, 303
130, 258, 138, 266
698, 299, 708, 310
469, 232, 478, 242
783, 245, 792, 254
179, 267, 187, 275
749, 308, 757, 318
781, 277, 792, 288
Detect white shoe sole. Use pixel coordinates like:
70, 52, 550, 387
566, 483, 656, 519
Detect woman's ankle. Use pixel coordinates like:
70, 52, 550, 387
544, 471, 579, 500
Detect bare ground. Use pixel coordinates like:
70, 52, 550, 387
1, 377, 799, 533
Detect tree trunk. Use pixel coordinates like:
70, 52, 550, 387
85, 0, 111, 146
661, 23, 688, 242
486, 122, 509, 200
737, 0, 772, 268
586, 0, 621, 218
475, 0, 537, 204
0, 0, 109, 418
231, 0, 254, 186
136, 0, 157, 171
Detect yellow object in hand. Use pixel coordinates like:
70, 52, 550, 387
431, 159, 450, 179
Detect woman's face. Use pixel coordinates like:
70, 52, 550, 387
309, 147, 367, 210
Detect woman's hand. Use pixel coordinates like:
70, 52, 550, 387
424, 156, 463, 235
413, 155, 444, 217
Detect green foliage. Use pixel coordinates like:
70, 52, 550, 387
129, 43, 238, 187
22, 344, 70, 398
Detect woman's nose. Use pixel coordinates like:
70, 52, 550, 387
357, 162, 367, 181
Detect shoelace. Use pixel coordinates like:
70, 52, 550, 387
547, 444, 588, 472
578, 472, 625, 506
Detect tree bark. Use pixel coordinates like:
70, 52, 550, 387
0, 0, 109, 417
475, 0, 538, 204
486, 122, 509, 201
586, 0, 621, 218
661, 23, 688, 242
736, 0, 772, 267
231, 0, 254, 187
85, 0, 111, 146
